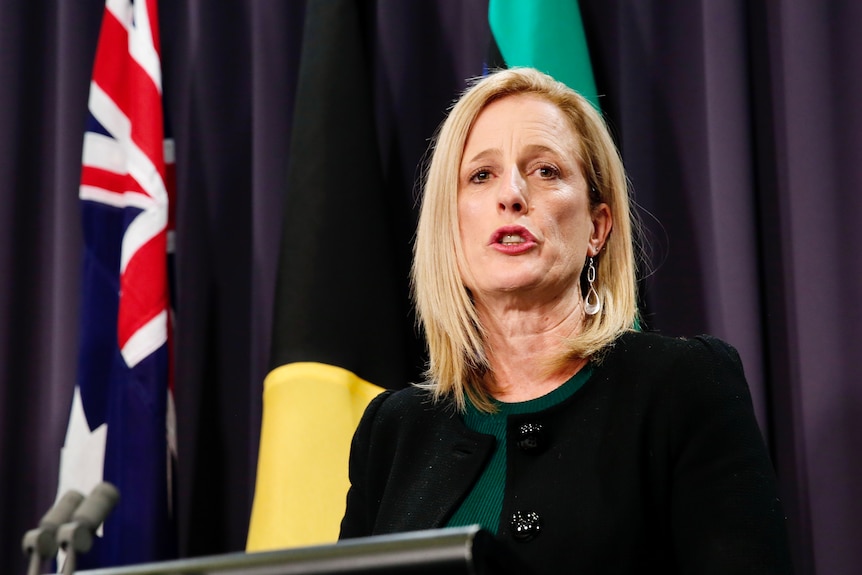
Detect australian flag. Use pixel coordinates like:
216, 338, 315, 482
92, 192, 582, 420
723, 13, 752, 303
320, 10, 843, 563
56, 0, 177, 568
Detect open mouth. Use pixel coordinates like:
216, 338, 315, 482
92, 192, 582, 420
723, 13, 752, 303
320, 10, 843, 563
500, 234, 526, 246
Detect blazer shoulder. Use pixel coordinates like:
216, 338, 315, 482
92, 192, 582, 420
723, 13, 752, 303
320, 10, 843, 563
356, 385, 454, 438
368, 385, 440, 416
608, 330, 744, 375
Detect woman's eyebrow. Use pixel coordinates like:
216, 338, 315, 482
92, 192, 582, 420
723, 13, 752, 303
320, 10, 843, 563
462, 148, 501, 166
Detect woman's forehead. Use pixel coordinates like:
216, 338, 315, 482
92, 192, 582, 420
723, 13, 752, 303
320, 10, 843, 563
463, 94, 582, 161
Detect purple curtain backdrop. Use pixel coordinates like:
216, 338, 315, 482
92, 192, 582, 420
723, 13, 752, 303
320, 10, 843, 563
0, 1, 859, 574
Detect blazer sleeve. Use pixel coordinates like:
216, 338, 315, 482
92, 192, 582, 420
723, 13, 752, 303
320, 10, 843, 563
339, 390, 393, 539
669, 336, 792, 574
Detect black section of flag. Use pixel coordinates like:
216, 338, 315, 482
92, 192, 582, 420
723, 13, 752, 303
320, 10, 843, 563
269, 0, 414, 390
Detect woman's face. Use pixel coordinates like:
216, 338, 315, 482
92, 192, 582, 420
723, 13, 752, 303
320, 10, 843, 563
457, 94, 610, 305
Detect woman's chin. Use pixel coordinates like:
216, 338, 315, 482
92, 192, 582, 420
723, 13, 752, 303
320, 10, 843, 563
476, 276, 571, 302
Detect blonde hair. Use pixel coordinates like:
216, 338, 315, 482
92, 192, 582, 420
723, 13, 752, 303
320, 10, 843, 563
412, 67, 639, 411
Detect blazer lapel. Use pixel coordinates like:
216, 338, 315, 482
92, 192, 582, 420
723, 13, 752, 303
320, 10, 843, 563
374, 407, 495, 533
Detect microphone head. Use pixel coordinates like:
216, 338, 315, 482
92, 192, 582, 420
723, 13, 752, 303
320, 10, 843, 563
39, 490, 85, 530
72, 482, 120, 531
22, 490, 85, 557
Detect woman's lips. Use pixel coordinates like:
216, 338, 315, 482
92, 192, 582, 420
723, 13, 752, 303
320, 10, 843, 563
489, 225, 537, 254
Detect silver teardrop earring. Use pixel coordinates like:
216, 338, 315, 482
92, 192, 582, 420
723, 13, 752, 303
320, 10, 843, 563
584, 256, 602, 316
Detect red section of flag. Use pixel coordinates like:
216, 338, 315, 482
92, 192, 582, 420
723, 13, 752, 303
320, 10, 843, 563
91, 8, 166, 187
118, 233, 168, 350
80, 166, 147, 198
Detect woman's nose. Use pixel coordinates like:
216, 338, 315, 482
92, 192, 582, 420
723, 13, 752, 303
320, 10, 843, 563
498, 169, 528, 213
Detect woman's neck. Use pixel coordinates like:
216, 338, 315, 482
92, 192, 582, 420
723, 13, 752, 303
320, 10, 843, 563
476, 293, 587, 402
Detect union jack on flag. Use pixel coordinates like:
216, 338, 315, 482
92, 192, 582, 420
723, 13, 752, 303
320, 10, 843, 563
56, 0, 177, 567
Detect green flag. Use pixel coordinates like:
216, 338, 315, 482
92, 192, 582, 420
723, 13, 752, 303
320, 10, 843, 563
489, 0, 599, 109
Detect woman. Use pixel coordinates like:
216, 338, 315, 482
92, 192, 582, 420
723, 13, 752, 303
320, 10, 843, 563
340, 68, 791, 574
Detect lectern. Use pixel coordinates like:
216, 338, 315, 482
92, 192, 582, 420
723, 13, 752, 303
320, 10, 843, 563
72, 526, 527, 575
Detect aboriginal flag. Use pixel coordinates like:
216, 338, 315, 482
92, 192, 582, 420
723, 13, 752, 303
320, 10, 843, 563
247, 0, 416, 550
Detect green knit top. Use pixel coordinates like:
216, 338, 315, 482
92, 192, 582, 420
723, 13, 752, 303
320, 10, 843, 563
445, 367, 592, 534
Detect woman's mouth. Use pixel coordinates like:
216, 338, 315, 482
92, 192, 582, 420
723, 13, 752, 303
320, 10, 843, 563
500, 234, 526, 245
490, 226, 537, 253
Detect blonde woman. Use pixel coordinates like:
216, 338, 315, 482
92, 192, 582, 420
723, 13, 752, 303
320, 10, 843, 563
340, 68, 791, 574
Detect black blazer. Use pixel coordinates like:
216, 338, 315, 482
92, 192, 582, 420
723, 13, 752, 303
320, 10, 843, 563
340, 331, 792, 574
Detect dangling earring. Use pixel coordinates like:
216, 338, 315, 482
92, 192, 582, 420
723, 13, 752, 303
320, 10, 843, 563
584, 257, 602, 316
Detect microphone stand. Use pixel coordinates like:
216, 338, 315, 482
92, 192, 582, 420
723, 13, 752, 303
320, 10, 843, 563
24, 546, 43, 575
57, 522, 91, 575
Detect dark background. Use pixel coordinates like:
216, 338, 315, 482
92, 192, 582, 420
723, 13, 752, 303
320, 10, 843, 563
1, 1, 859, 574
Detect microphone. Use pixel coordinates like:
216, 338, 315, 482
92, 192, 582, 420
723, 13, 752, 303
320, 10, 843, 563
22, 490, 85, 575
66, 481, 120, 536
57, 482, 120, 575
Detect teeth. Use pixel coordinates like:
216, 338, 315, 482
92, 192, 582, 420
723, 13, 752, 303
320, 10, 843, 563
501, 234, 525, 245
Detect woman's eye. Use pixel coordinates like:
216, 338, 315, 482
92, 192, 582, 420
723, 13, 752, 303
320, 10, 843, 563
537, 165, 559, 179
470, 170, 491, 183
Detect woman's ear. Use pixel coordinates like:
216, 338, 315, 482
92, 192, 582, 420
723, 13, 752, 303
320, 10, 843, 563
590, 203, 612, 255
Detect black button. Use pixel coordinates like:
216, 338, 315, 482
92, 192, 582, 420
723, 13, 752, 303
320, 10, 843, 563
516, 422, 545, 453
510, 510, 541, 541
